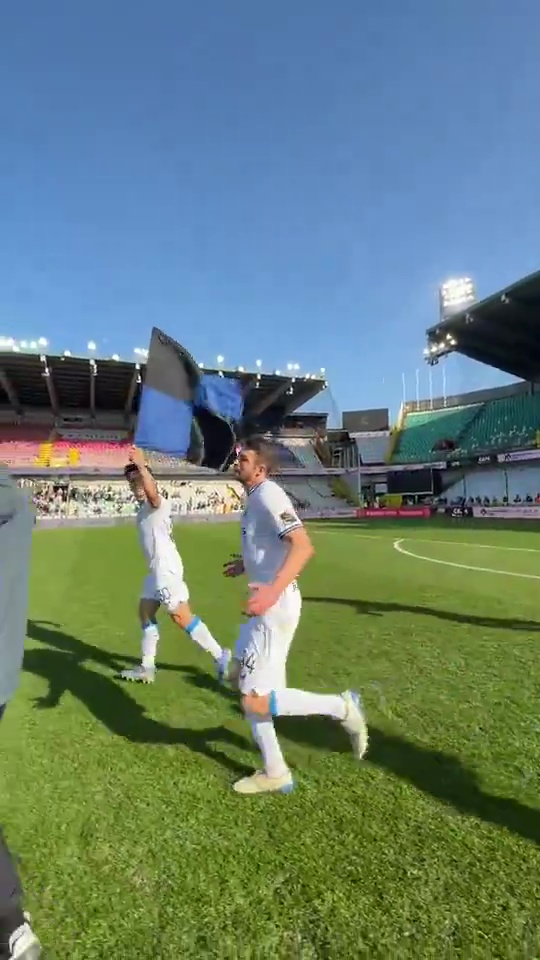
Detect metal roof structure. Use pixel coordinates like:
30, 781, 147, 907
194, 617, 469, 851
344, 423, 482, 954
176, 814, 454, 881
0, 351, 326, 424
425, 269, 540, 381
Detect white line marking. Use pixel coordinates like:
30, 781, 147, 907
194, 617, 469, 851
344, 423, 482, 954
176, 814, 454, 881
393, 538, 540, 581
311, 529, 540, 554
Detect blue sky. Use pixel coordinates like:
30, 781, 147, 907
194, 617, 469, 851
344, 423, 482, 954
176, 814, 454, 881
1, 0, 539, 421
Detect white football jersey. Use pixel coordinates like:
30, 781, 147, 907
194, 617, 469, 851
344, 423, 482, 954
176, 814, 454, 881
136, 495, 183, 580
241, 479, 303, 584
0, 471, 34, 708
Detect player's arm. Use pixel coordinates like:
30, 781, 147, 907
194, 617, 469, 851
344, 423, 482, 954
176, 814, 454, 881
129, 447, 161, 508
271, 525, 314, 594
139, 463, 161, 509
264, 490, 315, 593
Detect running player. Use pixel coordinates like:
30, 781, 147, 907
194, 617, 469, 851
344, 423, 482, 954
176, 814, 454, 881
119, 447, 230, 683
224, 438, 368, 795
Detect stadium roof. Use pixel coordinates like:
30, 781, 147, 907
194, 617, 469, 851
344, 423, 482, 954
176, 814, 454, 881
0, 351, 326, 422
425, 269, 540, 381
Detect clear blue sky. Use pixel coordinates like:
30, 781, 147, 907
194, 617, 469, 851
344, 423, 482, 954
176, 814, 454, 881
1, 0, 539, 420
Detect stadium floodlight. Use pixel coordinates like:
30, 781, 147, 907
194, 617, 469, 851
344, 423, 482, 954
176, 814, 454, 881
63, 350, 72, 357
88, 340, 96, 351
255, 359, 262, 368
38, 337, 48, 347
216, 355, 224, 366
20, 340, 28, 349
320, 367, 326, 374
275, 369, 281, 376
12, 345, 20, 353
112, 353, 120, 361
439, 277, 476, 320
198, 361, 204, 368
237, 365, 244, 372
0, 337, 14, 348
30, 340, 37, 349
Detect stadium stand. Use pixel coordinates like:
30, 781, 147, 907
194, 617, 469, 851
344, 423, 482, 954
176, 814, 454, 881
445, 464, 540, 504
0, 424, 53, 467
392, 405, 481, 463
283, 437, 325, 471
456, 392, 540, 455
393, 389, 540, 464
284, 478, 350, 511
354, 431, 391, 464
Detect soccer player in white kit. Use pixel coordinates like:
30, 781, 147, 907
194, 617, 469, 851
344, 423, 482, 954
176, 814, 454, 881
119, 447, 230, 683
224, 438, 368, 795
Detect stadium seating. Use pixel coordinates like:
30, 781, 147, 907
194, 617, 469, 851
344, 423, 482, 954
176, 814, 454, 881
49, 440, 129, 469
456, 392, 540, 455
282, 437, 325, 471
25, 479, 245, 519
355, 433, 390, 464
392, 405, 481, 463
0, 425, 53, 467
284, 478, 350, 511
393, 391, 540, 464
272, 442, 303, 468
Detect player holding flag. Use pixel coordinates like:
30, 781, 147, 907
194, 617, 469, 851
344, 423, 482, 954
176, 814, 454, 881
224, 438, 368, 795
119, 447, 230, 683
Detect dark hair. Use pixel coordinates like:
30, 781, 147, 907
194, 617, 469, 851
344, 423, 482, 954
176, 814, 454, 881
124, 462, 154, 480
242, 437, 277, 474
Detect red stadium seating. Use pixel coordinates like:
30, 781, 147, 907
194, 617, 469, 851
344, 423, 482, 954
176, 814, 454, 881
51, 440, 129, 468
0, 425, 53, 466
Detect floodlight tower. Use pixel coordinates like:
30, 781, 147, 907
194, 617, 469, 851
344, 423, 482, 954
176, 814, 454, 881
438, 277, 476, 322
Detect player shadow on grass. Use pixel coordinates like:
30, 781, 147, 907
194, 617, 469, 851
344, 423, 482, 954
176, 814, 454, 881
180, 661, 540, 847
280, 716, 540, 847
23, 620, 252, 778
302, 596, 540, 631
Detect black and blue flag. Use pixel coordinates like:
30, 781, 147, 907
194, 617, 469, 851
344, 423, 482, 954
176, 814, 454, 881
135, 328, 243, 471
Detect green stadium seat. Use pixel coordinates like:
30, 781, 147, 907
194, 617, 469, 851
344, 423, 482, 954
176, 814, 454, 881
457, 392, 540, 455
393, 405, 481, 463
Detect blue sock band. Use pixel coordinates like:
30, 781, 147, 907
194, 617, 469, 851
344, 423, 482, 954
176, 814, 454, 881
269, 691, 278, 717
185, 616, 201, 636
143, 621, 157, 631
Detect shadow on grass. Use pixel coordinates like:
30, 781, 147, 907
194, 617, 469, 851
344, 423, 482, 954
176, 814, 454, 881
24, 620, 251, 778
25, 621, 540, 846
278, 716, 540, 846
303, 596, 540, 632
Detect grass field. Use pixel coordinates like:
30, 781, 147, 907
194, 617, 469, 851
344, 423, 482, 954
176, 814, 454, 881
2, 517, 540, 959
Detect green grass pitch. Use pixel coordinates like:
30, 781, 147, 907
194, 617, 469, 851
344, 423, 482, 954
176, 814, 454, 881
1, 518, 540, 958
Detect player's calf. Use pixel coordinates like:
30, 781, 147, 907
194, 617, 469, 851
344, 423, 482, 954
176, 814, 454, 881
170, 603, 231, 682
119, 601, 160, 683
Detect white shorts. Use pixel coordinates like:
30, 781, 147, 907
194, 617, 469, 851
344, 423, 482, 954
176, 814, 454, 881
140, 572, 189, 614
237, 583, 302, 696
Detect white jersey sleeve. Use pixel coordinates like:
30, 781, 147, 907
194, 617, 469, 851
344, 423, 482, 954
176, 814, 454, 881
258, 482, 303, 539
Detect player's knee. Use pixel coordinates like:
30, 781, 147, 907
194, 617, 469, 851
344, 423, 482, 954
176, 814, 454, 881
139, 600, 158, 624
242, 692, 271, 716
170, 603, 193, 630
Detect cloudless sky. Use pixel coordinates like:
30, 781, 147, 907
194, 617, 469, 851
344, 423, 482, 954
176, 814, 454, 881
1, 0, 539, 420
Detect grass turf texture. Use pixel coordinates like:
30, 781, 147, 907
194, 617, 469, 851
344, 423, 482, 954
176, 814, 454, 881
1, 518, 540, 959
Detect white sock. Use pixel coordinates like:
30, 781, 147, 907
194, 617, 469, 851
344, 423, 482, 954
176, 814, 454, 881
270, 689, 346, 721
141, 622, 159, 668
185, 616, 222, 661
249, 715, 289, 778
